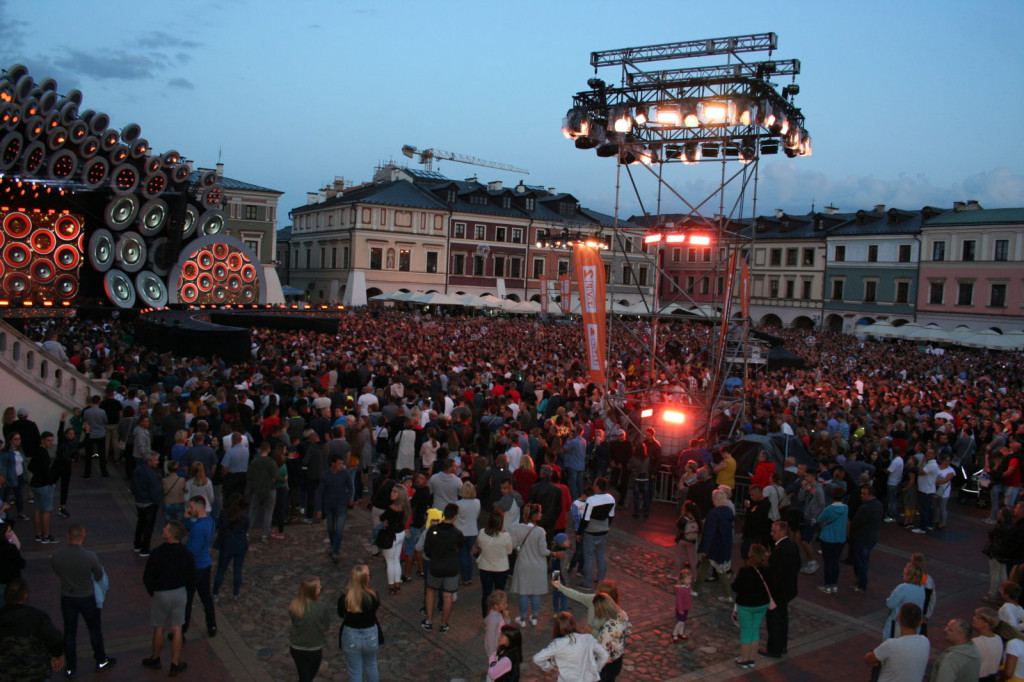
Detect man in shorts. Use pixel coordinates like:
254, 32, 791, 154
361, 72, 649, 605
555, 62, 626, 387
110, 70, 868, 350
142, 521, 196, 677
420, 503, 463, 634
29, 431, 59, 543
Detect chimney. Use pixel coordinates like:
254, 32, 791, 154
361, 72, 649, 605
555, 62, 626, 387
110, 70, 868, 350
516, 180, 526, 193
185, 159, 194, 171
487, 180, 502, 191
333, 176, 346, 191
953, 201, 967, 211
465, 176, 477, 183
306, 192, 319, 205
823, 204, 839, 215
548, 187, 557, 194
965, 200, 982, 210
324, 185, 338, 199
216, 162, 224, 178
873, 204, 885, 213
774, 208, 785, 219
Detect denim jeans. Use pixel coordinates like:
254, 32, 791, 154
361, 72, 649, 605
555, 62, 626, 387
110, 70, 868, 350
581, 532, 607, 588
820, 540, 843, 587
852, 539, 875, 590
326, 505, 349, 556
918, 493, 934, 529
518, 593, 541, 619
988, 484, 1003, 521
566, 468, 584, 501
341, 624, 379, 682
183, 565, 216, 633
213, 550, 246, 597
886, 485, 900, 518
553, 587, 568, 612
633, 478, 652, 517
61, 594, 107, 673
458, 535, 476, 582
249, 490, 275, 535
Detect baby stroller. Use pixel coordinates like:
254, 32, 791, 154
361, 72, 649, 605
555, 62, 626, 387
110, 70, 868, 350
957, 467, 990, 509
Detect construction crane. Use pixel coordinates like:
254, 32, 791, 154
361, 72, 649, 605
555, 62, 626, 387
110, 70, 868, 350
401, 145, 529, 175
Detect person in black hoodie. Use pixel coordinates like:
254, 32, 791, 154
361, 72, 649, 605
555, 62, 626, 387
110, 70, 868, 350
0, 578, 64, 680
142, 521, 196, 676
55, 415, 80, 519
28, 431, 59, 543
421, 504, 463, 634
0, 521, 25, 593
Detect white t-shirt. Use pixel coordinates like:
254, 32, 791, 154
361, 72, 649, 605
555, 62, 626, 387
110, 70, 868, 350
506, 446, 523, 472
917, 459, 939, 494
972, 634, 1004, 678
935, 466, 955, 499
356, 392, 378, 417
886, 456, 904, 487
1007, 638, 1024, 679
872, 633, 930, 682
999, 602, 1024, 630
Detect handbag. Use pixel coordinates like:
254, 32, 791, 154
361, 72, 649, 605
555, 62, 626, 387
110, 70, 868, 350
509, 525, 537, 576
376, 528, 396, 550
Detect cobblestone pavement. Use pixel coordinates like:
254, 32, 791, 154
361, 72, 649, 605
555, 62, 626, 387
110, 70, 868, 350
18, 465, 996, 682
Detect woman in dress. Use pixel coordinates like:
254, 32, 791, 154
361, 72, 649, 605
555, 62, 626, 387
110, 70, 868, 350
456, 481, 481, 586
509, 503, 555, 627
730, 543, 772, 669
338, 564, 381, 682
394, 418, 417, 473
882, 561, 926, 640
379, 484, 409, 594
288, 576, 329, 682
475, 509, 514, 618
593, 594, 631, 681
532, 611, 609, 682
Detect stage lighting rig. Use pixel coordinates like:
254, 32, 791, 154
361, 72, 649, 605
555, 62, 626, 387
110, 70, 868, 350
562, 32, 811, 163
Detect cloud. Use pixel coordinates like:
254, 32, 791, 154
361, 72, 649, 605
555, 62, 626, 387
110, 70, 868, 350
135, 31, 201, 51
0, 0, 27, 65
53, 48, 164, 80
168, 77, 195, 90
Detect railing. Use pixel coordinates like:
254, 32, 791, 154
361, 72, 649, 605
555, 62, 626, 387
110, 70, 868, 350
0, 320, 102, 410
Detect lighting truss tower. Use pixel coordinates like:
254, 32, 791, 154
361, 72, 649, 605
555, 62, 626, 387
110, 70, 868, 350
561, 32, 811, 441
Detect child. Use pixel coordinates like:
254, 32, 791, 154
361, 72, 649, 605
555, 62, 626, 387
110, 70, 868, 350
551, 532, 570, 613
566, 487, 590, 578
998, 581, 1024, 630
486, 624, 522, 682
484, 590, 510, 658
672, 569, 694, 643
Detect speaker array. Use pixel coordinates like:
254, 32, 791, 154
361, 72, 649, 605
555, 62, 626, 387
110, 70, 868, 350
1, 63, 229, 308
170, 236, 262, 306
0, 210, 83, 301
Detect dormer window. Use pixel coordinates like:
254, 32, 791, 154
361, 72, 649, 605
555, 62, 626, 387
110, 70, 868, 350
502, 196, 511, 209
446, 189, 457, 203
525, 198, 535, 211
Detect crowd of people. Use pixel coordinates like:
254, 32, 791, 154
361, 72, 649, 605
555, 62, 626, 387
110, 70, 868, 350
0, 309, 1022, 680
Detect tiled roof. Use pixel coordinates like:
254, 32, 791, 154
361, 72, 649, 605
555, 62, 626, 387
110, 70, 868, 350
827, 207, 930, 237
187, 171, 281, 194
290, 180, 447, 214
924, 207, 1024, 226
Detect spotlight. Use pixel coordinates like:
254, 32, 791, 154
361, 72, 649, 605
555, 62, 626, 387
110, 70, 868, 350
595, 143, 619, 158
46, 150, 76, 179
664, 146, 682, 161
129, 138, 149, 159
84, 110, 110, 136
654, 105, 681, 126
20, 141, 45, 175
99, 130, 119, 151
111, 164, 139, 194
633, 105, 648, 126
78, 136, 100, 159
683, 141, 702, 163
699, 100, 734, 125
46, 126, 69, 151
760, 139, 779, 155
67, 120, 88, 142
608, 105, 632, 133
0, 131, 22, 171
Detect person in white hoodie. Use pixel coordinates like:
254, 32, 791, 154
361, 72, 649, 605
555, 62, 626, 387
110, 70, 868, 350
532, 611, 609, 682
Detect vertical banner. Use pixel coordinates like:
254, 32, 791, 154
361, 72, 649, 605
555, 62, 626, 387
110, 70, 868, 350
573, 245, 607, 386
559, 274, 571, 314
740, 256, 750, 320
716, 249, 741, 367
539, 278, 549, 314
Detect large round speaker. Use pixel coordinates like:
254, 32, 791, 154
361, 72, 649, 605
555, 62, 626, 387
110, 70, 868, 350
181, 204, 200, 239
239, 286, 256, 304
198, 209, 224, 235
142, 171, 167, 198
226, 253, 243, 271
30, 229, 56, 255
81, 157, 108, 188
105, 195, 138, 230
3, 212, 31, 239
53, 244, 80, 270
78, 136, 99, 159
104, 269, 136, 308
196, 250, 213, 269
3, 242, 31, 268
135, 269, 168, 308
37, 90, 58, 116
4, 272, 29, 295
226, 274, 242, 292
212, 263, 228, 281
147, 237, 170, 276
240, 263, 257, 282
120, 123, 141, 143
54, 274, 78, 299
31, 258, 56, 283
47, 150, 76, 180
181, 261, 199, 280
196, 272, 214, 292
129, 138, 148, 159
111, 164, 139, 194
0, 131, 21, 171
20, 140, 45, 176
179, 282, 199, 303
87, 228, 115, 272
86, 111, 109, 136
109, 144, 129, 164
211, 243, 229, 260
138, 199, 168, 236
212, 287, 228, 304
99, 129, 119, 151
197, 169, 217, 187
115, 232, 146, 273
170, 163, 190, 183
55, 215, 82, 241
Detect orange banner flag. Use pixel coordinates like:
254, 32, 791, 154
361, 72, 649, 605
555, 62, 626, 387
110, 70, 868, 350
573, 245, 607, 386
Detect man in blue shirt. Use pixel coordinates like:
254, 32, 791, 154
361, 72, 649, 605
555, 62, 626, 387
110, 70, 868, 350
562, 427, 588, 500
316, 456, 353, 563
182, 496, 217, 638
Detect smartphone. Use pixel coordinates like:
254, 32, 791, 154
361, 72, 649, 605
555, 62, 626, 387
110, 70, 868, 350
552, 569, 562, 583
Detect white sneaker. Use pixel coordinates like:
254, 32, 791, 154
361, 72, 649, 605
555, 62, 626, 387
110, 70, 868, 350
530, 617, 538, 627
911, 528, 927, 534
515, 617, 526, 627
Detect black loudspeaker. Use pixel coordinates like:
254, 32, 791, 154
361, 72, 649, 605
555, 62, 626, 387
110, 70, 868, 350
105, 195, 138, 230
198, 209, 224, 235
86, 111, 109, 136
181, 204, 199, 239
87, 228, 115, 272
58, 100, 78, 125
170, 163, 190, 183
142, 171, 167, 199
178, 281, 199, 303
0, 131, 21, 171
46, 150, 76, 180
3, 242, 31, 268
120, 123, 141, 143
129, 138, 148, 159
54, 215, 82, 241
99, 129, 119, 151
3, 272, 28, 295
14, 74, 33, 100
3, 212, 31, 238
37, 90, 57, 116
4, 63, 29, 82
147, 237, 170, 276
53, 243, 80, 270
20, 141, 45, 176
114, 232, 146, 273
111, 163, 139, 194
54, 275, 78, 299
30, 229, 56, 255
104, 269, 136, 308
65, 89, 83, 106
138, 199, 168, 236
135, 269, 168, 308
31, 258, 55, 284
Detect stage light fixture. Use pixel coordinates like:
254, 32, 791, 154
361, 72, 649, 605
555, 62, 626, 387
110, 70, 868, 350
0, 131, 21, 171
609, 105, 632, 133
67, 120, 88, 142
142, 171, 167, 198
111, 164, 139, 194
683, 141, 701, 163
46, 126, 68, 150
129, 138, 149, 159
170, 163, 190, 183
37, 90, 57, 115
161, 150, 181, 168
561, 107, 591, 139
665, 234, 687, 243
701, 142, 720, 158
654, 105, 681, 126
99, 130, 119, 151
144, 157, 161, 174
759, 139, 779, 155
110, 144, 129, 164
633, 105, 648, 126
595, 142, 619, 158
199, 185, 222, 209
78, 136, 99, 159
663, 410, 686, 424
47, 150, 76, 179
21, 141, 44, 175
664, 146, 682, 160
198, 169, 218, 187
58, 100, 78, 126
698, 100, 734, 125
24, 116, 44, 141
85, 110, 110, 136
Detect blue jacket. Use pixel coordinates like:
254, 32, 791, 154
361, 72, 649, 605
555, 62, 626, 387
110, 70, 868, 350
130, 464, 162, 506
214, 513, 249, 556
699, 505, 735, 563
184, 515, 215, 569
317, 469, 353, 512
816, 503, 849, 543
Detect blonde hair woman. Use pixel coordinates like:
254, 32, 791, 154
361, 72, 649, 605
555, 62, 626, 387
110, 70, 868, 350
186, 462, 214, 517
338, 565, 381, 681
378, 485, 410, 593
288, 577, 329, 682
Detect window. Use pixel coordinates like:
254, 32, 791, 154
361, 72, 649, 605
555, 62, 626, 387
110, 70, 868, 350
898, 244, 911, 263
293, 250, 300, 268
716, 277, 724, 295
502, 196, 511, 209
702, 248, 712, 262
700, 277, 709, 294
245, 205, 258, 220
769, 249, 782, 266
864, 280, 877, 302
802, 248, 815, 267
896, 281, 910, 304
469, 256, 482, 276
957, 281, 973, 306
320, 247, 325, 268
495, 227, 506, 242
494, 256, 505, 278
962, 240, 976, 261
785, 248, 798, 267
769, 279, 779, 298
469, 195, 487, 206
623, 238, 633, 253
558, 260, 569, 276
426, 252, 438, 273
452, 254, 465, 274
398, 249, 410, 272
509, 258, 521, 279
867, 245, 879, 263
785, 280, 795, 298
928, 281, 944, 305
831, 279, 844, 301
369, 247, 382, 270
533, 258, 545, 279
474, 225, 485, 240
686, 276, 695, 293
330, 247, 337, 269
342, 246, 350, 268
672, 248, 681, 262
638, 266, 648, 287
687, 248, 697, 262
525, 198, 535, 211
834, 245, 846, 262
932, 241, 945, 261
511, 228, 523, 244
305, 249, 311, 268
995, 239, 1009, 261
454, 222, 466, 238
622, 265, 632, 285
990, 283, 1007, 307
244, 238, 260, 259
802, 280, 812, 299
